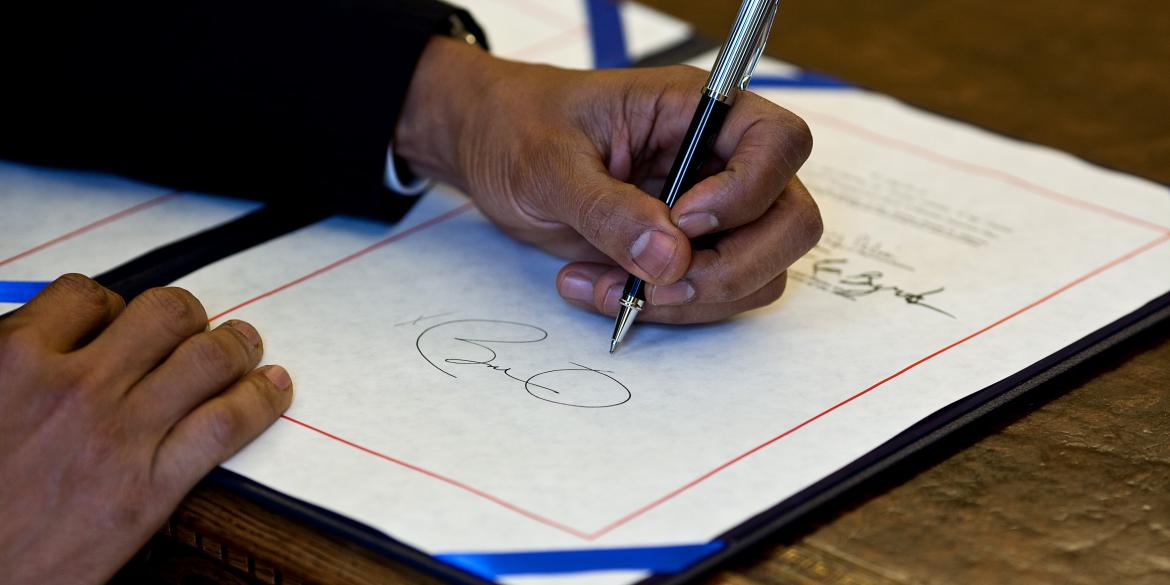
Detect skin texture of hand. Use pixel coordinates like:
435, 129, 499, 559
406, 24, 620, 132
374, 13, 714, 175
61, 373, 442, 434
0, 275, 292, 584
398, 38, 822, 323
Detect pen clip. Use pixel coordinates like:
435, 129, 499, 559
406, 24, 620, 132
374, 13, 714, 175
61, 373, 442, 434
736, 0, 779, 91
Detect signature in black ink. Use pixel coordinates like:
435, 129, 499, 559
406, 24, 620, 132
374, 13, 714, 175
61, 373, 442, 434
804, 258, 955, 318
415, 319, 631, 408
818, 232, 915, 271
811, 257, 847, 278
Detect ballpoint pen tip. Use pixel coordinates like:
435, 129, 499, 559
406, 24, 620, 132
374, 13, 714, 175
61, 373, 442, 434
609, 339, 619, 354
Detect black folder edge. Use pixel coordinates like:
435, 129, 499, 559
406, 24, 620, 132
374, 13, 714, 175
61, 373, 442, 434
6, 34, 1165, 585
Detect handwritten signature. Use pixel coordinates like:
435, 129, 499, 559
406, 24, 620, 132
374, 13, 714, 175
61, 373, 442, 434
808, 258, 955, 318
415, 319, 631, 408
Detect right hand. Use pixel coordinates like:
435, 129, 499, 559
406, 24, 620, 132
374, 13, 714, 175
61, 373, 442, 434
0, 274, 293, 584
397, 38, 821, 324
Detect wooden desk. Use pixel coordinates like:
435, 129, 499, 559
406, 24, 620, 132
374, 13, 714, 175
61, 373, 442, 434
114, 2, 1170, 583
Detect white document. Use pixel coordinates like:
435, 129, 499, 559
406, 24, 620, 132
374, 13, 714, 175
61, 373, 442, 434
0, 161, 259, 310
456, 0, 691, 68
173, 55, 1170, 584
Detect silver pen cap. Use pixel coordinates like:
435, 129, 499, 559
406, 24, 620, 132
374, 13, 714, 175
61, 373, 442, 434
704, 0, 780, 104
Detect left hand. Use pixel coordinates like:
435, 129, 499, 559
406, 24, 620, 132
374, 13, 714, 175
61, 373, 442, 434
397, 38, 822, 323
0, 276, 292, 584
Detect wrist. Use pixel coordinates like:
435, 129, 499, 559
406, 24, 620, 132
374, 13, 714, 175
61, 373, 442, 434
396, 36, 505, 190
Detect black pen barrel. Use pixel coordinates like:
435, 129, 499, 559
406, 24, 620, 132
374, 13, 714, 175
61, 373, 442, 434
623, 92, 731, 303
659, 92, 732, 208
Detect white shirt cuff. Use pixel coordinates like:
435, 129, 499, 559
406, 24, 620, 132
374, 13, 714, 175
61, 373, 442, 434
385, 143, 432, 196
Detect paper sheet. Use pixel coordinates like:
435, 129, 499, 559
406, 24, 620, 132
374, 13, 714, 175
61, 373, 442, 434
0, 161, 259, 310
456, 0, 691, 68
172, 52, 1170, 583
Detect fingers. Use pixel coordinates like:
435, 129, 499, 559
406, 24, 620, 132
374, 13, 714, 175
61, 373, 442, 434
559, 262, 789, 324
540, 153, 693, 285
129, 320, 263, 429
641, 272, 789, 324
152, 365, 292, 489
557, 178, 821, 323
669, 93, 814, 238
81, 287, 209, 386
665, 178, 821, 304
3, 274, 125, 352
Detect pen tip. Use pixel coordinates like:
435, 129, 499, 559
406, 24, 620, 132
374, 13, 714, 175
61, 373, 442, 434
609, 339, 619, 354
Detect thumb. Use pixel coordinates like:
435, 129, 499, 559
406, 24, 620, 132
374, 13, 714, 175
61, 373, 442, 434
549, 158, 691, 284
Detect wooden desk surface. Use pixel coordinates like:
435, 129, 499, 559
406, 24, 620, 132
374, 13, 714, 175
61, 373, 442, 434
115, 2, 1170, 583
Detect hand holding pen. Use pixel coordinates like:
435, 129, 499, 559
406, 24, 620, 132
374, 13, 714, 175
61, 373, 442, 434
397, 2, 821, 342
608, 0, 796, 351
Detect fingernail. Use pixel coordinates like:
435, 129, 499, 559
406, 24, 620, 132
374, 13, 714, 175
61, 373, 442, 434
602, 284, 623, 315
677, 212, 718, 238
225, 319, 261, 349
650, 280, 696, 306
559, 271, 593, 303
263, 365, 292, 391
629, 230, 678, 280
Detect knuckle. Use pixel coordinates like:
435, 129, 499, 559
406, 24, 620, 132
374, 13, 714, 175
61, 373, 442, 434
757, 107, 813, 175
53, 272, 101, 293
786, 115, 814, 159
742, 275, 789, 314
795, 195, 825, 249
806, 208, 825, 247
136, 287, 207, 337
51, 273, 114, 312
765, 274, 789, 304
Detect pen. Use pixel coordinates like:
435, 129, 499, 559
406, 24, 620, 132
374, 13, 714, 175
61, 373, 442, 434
609, 0, 781, 353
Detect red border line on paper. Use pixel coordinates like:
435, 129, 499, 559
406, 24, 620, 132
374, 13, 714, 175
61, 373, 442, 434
799, 109, 1170, 234
281, 415, 593, 540
208, 203, 475, 322
496, 0, 587, 63
0, 191, 181, 269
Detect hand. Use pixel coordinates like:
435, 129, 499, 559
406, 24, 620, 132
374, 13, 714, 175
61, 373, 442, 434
397, 39, 822, 323
0, 275, 292, 584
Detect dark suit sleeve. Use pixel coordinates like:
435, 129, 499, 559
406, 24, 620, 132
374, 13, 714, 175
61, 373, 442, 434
0, 0, 484, 217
